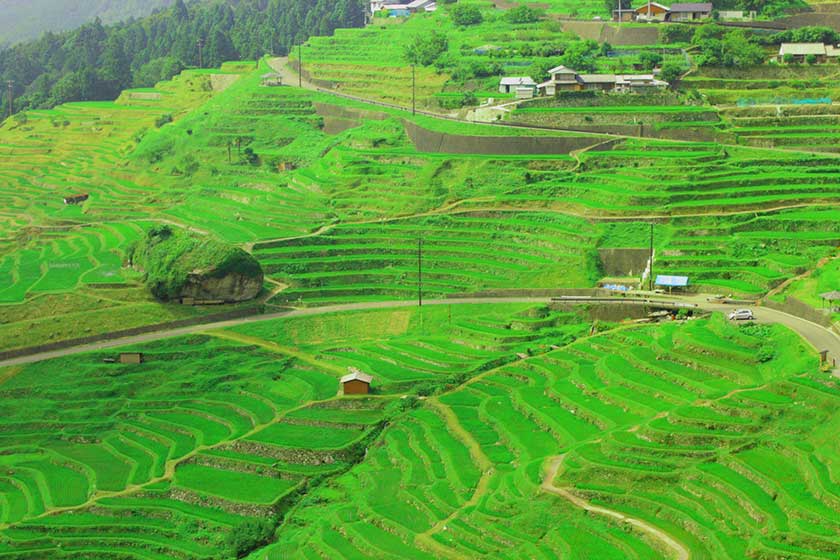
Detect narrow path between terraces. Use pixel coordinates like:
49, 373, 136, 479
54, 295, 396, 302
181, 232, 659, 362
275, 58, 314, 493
541, 454, 691, 560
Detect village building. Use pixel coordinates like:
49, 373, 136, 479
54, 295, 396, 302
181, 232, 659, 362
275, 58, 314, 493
718, 9, 756, 20
406, 0, 436, 12
618, 2, 713, 22
667, 2, 712, 21
119, 352, 144, 365
538, 66, 668, 96
634, 2, 670, 22
778, 43, 840, 63
655, 275, 689, 293
499, 77, 537, 95
63, 193, 89, 205
342, 369, 373, 395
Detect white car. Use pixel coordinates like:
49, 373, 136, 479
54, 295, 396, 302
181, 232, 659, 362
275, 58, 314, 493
728, 309, 754, 321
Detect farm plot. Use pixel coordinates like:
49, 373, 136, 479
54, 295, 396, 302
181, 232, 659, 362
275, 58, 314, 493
0, 302, 585, 558
262, 316, 838, 559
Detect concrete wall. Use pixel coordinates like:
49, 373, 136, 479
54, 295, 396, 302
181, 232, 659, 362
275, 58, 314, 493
403, 120, 609, 156
763, 296, 833, 328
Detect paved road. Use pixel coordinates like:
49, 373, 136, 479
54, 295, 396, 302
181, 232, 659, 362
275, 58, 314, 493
0, 296, 837, 373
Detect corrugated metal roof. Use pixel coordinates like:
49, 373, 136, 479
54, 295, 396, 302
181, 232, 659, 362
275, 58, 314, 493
341, 368, 374, 384
779, 43, 827, 56
500, 77, 536, 86
655, 275, 689, 287
669, 2, 712, 12
579, 74, 618, 83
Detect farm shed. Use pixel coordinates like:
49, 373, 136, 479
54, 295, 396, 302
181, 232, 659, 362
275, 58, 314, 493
119, 352, 144, 364
342, 369, 373, 395
499, 77, 536, 94
778, 43, 840, 63
635, 2, 670, 21
261, 72, 283, 86
63, 193, 89, 205
667, 2, 712, 21
655, 275, 689, 293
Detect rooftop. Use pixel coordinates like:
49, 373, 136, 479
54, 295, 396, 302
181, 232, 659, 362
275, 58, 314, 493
341, 368, 374, 384
669, 2, 713, 12
779, 43, 828, 56
500, 77, 536, 86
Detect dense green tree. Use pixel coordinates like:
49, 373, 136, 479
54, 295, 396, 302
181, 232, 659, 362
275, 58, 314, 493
0, 0, 367, 114
659, 61, 685, 84
559, 40, 599, 72
450, 4, 483, 26
605, 0, 632, 17
638, 52, 663, 70
505, 6, 543, 23
403, 31, 449, 66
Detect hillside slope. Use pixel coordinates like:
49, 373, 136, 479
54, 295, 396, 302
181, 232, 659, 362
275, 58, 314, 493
0, 0, 173, 46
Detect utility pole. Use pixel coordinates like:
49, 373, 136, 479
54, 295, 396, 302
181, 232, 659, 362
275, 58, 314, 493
648, 222, 654, 291
5, 80, 13, 119
227, 141, 232, 163
197, 38, 205, 69
298, 43, 303, 88
411, 64, 416, 116
417, 236, 423, 307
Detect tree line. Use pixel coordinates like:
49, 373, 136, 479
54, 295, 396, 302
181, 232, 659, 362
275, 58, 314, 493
0, 0, 366, 115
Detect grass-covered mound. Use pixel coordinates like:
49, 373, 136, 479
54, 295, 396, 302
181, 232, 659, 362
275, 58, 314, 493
129, 225, 263, 302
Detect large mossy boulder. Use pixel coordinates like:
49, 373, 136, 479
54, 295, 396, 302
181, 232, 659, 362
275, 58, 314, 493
129, 225, 263, 302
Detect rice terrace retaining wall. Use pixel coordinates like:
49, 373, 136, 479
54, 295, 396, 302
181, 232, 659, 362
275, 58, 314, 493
403, 120, 610, 155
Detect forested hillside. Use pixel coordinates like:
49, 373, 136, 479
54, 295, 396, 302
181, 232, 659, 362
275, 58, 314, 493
0, 0, 366, 114
0, 0, 174, 47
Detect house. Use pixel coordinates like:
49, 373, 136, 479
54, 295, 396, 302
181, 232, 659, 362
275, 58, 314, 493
612, 9, 635, 22
407, 0, 435, 12
119, 352, 144, 365
383, 4, 410, 16
63, 193, 89, 205
635, 2, 670, 21
538, 67, 668, 96
537, 66, 582, 96
260, 72, 283, 87
370, 0, 386, 14
499, 77, 536, 94
778, 43, 840, 63
342, 368, 373, 395
667, 2, 712, 21
718, 10, 756, 20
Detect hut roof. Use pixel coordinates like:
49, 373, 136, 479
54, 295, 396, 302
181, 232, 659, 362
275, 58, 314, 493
819, 290, 840, 301
341, 368, 373, 384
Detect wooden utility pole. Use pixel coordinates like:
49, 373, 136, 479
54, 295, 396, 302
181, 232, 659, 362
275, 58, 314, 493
411, 64, 416, 116
417, 236, 423, 307
298, 43, 303, 88
6, 80, 13, 118
197, 38, 205, 68
648, 222, 654, 291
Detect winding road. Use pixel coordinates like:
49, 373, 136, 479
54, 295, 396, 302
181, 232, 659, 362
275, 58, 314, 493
0, 295, 837, 374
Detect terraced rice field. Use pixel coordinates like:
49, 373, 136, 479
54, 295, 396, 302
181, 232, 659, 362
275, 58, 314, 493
0, 302, 595, 557
256, 315, 840, 559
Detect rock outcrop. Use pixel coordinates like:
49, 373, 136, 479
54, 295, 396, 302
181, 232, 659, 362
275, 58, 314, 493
129, 225, 264, 303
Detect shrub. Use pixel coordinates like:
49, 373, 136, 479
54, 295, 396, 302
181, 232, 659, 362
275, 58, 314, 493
155, 113, 173, 128
450, 4, 483, 26
226, 519, 275, 558
505, 5, 542, 23
805, 54, 818, 65
403, 31, 449, 66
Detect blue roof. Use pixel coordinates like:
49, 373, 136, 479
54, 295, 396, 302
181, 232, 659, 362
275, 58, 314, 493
655, 275, 689, 287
